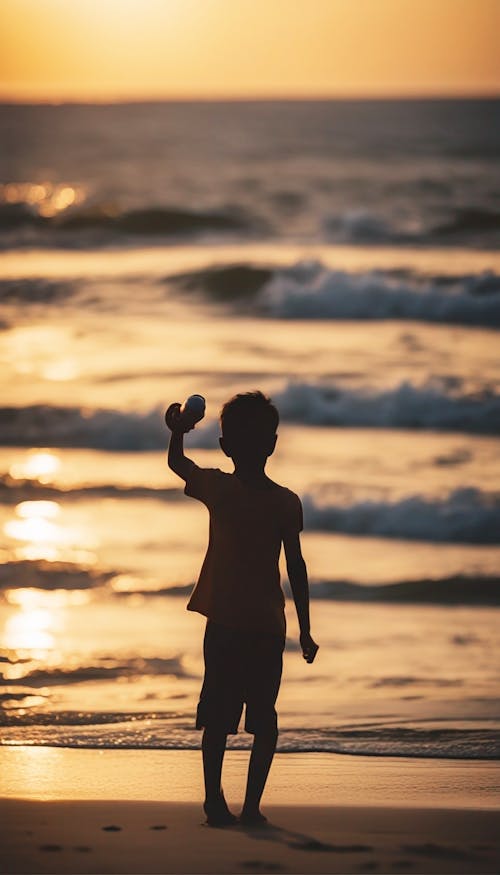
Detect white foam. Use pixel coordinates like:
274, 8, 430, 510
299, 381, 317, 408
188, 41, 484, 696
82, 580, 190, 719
275, 380, 500, 433
260, 262, 500, 325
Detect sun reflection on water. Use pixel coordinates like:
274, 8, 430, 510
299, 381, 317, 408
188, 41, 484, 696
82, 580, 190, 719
3, 605, 56, 650
9, 450, 61, 483
5, 501, 63, 548
3, 498, 98, 562
5, 325, 79, 382
1, 181, 85, 217
2, 580, 60, 650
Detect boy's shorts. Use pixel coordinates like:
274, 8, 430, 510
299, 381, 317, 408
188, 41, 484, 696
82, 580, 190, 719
196, 620, 284, 735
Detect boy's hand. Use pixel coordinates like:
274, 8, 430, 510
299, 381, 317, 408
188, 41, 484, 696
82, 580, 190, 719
300, 631, 319, 664
165, 402, 184, 432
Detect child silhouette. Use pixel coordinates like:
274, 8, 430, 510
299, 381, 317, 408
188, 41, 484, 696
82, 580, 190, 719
166, 391, 318, 827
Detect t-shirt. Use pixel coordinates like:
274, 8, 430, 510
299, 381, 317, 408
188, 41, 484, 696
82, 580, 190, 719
184, 466, 303, 639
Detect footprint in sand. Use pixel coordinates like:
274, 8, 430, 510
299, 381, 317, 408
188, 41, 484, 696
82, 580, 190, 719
240, 862, 283, 872
39, 844, 62, 852
74, 846, 92, 853
102, 825, 122, 832
401, 843, 478, 861
289, 839, 372, 853
149, 825, 168, 830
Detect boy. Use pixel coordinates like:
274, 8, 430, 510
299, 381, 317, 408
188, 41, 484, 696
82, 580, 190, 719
166, 391, 318, 827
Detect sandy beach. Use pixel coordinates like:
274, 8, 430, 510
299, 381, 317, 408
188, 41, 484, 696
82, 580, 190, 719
1, 748, 499, 874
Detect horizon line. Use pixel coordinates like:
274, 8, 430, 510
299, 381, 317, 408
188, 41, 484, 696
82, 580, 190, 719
1, 90, 499, 106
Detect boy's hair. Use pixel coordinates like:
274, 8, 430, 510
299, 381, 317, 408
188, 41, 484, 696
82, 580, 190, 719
220, 391, 279, 446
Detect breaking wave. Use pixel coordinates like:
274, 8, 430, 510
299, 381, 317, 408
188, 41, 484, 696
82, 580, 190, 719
274, 379, 500, 433
259, 262, 500, 325
164, 260, 500, 325
4, 262, 500, 329
303, 487, 500, 544
2, 375, 498, 454
0, 404, 167, 450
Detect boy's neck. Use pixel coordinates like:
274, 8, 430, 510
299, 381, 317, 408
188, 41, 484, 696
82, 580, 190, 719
233, 461, 269, 483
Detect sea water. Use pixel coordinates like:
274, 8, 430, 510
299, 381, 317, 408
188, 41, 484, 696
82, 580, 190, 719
1, 99, 499, 759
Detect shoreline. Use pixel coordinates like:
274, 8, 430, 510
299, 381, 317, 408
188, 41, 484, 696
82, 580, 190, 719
2, 748, 499, 810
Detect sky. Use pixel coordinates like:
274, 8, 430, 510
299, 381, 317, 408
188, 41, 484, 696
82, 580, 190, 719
0, 0, 499, 102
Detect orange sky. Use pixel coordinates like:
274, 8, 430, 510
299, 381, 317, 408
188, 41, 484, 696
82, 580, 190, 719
0, 0, 499, 102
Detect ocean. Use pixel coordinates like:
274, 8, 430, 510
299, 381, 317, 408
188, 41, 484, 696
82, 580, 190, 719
1, 98, 499, 760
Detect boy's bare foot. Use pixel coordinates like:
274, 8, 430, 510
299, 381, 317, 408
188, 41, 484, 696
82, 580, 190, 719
239, 809, 268, 827
203, 792, 238, 827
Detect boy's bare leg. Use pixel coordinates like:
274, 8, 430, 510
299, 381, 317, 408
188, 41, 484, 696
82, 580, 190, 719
202, 727, 237, 824
202, 727, 226, 802
241, 727, 278, 822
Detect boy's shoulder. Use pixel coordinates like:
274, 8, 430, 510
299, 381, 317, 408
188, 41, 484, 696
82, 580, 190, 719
265, 477, 301, 503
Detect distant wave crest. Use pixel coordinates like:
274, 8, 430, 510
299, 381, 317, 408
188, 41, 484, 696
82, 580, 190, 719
323, 206, 500, 245
0, 560, 114, 591
0, 201, 256, 239
1, 655, 186, 688
306, 575, 500, 605
0, 474, 182, 504
125, 575, 500, 606
1, 559, 498, 608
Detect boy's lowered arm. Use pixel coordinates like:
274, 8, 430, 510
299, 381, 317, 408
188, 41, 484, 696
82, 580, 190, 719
283, 532, 319, 664
166, 403, 196, 482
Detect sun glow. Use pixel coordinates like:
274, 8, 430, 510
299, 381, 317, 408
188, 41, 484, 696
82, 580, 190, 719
0, 0, 498, 100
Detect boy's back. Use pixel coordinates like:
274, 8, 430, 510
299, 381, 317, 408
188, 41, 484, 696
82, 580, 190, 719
185, 466, 303, 637
166, 390, 318, 827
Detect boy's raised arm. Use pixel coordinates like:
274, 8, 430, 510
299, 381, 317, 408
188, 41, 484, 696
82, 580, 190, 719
166, 403, 196, 482
283, 532, 319, 664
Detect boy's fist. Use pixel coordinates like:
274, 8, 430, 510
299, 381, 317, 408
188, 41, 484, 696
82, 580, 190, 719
165, 402, 183, 432
300, 631, 319, 664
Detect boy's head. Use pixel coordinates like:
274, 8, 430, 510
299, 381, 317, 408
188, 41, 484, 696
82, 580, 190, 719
220, 391, 279, 465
